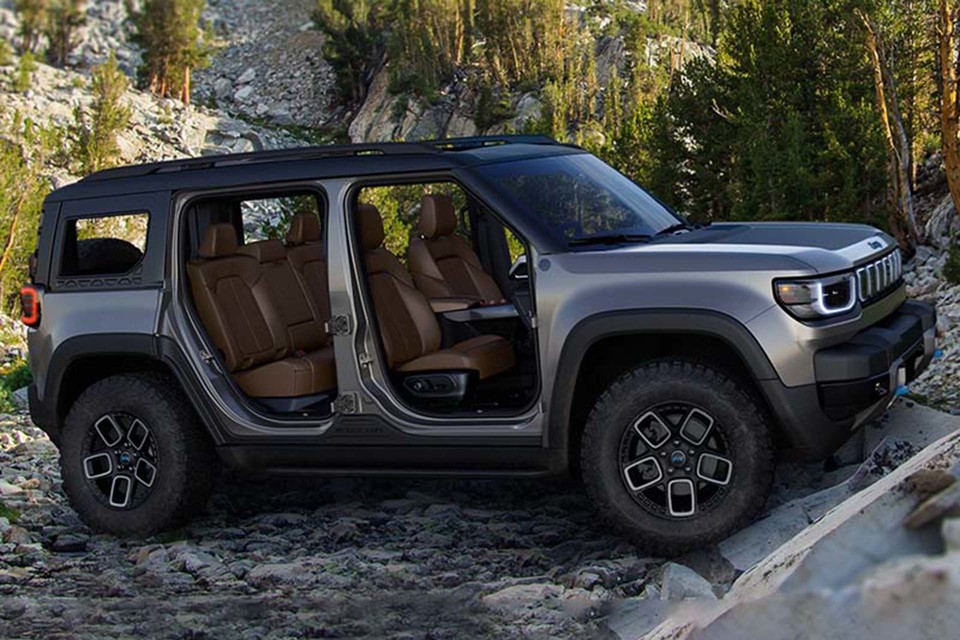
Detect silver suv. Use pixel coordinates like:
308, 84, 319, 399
22, 136, 936, 554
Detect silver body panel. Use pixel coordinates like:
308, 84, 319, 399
28, 165, 905, 449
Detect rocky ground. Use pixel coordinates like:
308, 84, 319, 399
905, 242, 960, 410
0, 411, 630, 640
2, 402, 954, 640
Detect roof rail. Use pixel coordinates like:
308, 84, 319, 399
424, 134, 560, 150
80, 135, 561, 183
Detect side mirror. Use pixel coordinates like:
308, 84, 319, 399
509, 255, 529, 280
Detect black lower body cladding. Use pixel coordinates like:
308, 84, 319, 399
765, 300, 936, 460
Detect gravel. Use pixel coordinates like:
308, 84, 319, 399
0, 412, 637, 639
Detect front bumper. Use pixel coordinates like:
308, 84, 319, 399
761, 300, 936, 460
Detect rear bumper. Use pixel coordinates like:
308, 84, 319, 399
28, 381, 60, 446
762, 300, 936, 460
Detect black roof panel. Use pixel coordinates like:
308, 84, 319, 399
47, 135, 584, 202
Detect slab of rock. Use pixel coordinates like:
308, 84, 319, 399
659, 563, 716, 601
942, 517, 960, 551
628, 431, 960, 640
717, 502, 809, 573
51, 534, 88, 553
482, 583, 564, 615
246, 562, 315, 587
903, 481, 960, 529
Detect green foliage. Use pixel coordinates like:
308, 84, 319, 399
44, 0, 86, 67
313, 0, 389, 104
0, 41, 13, 67
0, 359, 32, 413
13, 0, 47, 54
69, 53, 132, 175
642, 0, 888, 225
0, 112, 62, 314
388, 0, 473, 97
0, 499, 19, 523
475, 82, 514, 130
130, 0, 211, 103
945, 241, 960, 285
12, 52, 37, 93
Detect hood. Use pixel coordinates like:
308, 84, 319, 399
655, 222, 896, 273
563, 222, 896, 277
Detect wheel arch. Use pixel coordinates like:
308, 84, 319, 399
44, 334, 223, 445
548, 310, 782, 475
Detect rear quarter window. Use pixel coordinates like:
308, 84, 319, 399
60, 212, 149, 277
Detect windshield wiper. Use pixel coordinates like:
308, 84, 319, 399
569, 233, 653, 246
655, 223, 694, 237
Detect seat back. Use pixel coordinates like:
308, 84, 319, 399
408, 194, 504, 302
186, 224, 285, 372
285, 212, 331, 328
357, 204, 441, 368
237, 238, 328, 354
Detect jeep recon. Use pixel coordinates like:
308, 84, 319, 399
22, 136, 936, 554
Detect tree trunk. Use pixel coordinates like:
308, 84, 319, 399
182, 67, 191, 105
859, 10, 921, 247
939, 0, 960, 219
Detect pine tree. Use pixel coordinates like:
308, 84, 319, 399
44, 0, 86, 67
13, 0, 47, 54
130, 0, 210, 104
314, 0, 389, 104
70, 53, 133, 175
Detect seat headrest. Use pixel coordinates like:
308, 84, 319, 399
357, 203, 385, 251
286, 212, 321, 245
237, 239, 286, 264
198, 224, 239, 258
419, 194, 457, 239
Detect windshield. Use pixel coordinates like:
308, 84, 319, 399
477, 154, 682, 245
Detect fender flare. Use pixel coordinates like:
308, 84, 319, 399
39, 333, 225, 445
547, 309, 780, 454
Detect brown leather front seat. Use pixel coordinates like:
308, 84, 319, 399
357, 203, 515, 380
407, 194, 505, 304
187, 224, 336, 398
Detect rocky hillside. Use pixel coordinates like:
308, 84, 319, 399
193, 0, 335, 130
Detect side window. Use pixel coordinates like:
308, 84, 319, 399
60, 212, 149, 277
241, 194, 320, 243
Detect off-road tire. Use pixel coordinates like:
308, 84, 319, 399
60, 373, 216, 537
581, 359, 774, 556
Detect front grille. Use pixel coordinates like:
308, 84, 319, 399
856, 250, 902, 303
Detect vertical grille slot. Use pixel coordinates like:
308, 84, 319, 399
855, 250, 902, 303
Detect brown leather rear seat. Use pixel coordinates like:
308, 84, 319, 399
187, 224, 336, 398
285, 212, 331, 325
357, 203, 515, 380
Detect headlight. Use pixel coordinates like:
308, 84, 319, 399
774, 273, 857, 320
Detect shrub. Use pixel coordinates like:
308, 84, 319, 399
0, 359, 31, 413
313, 0, 389, 104
0, 112, 62, 313
0, 499, 19, 523
13, 52, 37, 93
0, 41, 13, 67
944, 241, 960, 285
69, 53, 133, 175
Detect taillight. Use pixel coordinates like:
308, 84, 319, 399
20, 285, 40, 327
